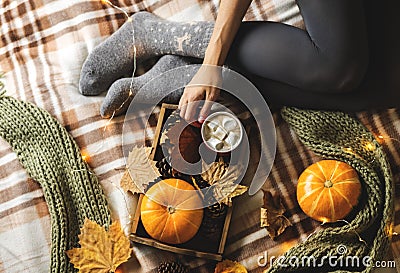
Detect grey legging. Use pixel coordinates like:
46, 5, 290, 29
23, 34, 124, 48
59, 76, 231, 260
226, 0, 400, 111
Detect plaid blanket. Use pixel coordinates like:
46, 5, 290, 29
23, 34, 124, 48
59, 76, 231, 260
0, 0, 399, 272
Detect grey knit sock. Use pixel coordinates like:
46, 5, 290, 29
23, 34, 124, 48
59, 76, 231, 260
100, 55, 197, 118
79, 11, 213, 96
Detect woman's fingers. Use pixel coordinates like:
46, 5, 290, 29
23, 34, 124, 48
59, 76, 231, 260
178, 92, 186, 118
183, 85, 203, 122
178, 64, 222, 122
178, 85, 220, 123
184, 99, 201, 122
199, 87, 219, 122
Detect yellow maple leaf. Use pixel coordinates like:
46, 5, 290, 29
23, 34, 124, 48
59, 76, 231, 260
121, 146, 161, 194
201, 158, 227, 185
201, 159, 248, 205
120, 169, 142, 195
217, 184, 248, 206
214, 260, 248, 273
66, 219, 132, 273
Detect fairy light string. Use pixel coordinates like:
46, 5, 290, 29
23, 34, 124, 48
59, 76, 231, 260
305, 131, 400, 244
89, 0, 138, 154
81, 0, 400, 240
101, 0, 137, 119
340, 132, 400, 165
377, 134, 400, 145
304, 220, 367, 246
376, 133, 400, 237
72, 0, 140, 227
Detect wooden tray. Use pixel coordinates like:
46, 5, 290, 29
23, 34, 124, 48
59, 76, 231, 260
130, 103, 234, 261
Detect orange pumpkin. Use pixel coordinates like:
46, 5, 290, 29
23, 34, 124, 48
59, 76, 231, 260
297, 160, 361, 222
140, 178, 203, 244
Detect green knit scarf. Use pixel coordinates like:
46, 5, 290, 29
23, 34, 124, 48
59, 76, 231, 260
0, 95, 111, 273
268, 107, 394, 273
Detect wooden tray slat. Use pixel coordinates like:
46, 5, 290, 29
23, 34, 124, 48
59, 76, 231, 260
129, 234, 222, 261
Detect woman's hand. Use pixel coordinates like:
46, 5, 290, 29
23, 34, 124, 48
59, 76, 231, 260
178, 65, 222, 123
178, 0, 252, 123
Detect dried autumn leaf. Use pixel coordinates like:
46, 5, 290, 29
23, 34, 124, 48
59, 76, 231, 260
159, 112, 180, 157
66, 219, 132, 273
201, 158, 227, 185
120, 170, 141, 194
202, 160, 247, 205
261, 190, 291, 239
217, 184, 248, 206
160, 124, 176, 146
160, 109, 182, 146
214, 260, 248, 273
122, 146, 161, 194
159, 132, 169, 148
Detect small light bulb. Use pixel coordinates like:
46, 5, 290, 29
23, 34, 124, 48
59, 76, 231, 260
81, 152, 90, 162
364, 142, 375, 151
375, 135, 385, 144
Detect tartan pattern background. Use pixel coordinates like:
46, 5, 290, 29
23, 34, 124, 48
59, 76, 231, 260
0, 0, 399, 272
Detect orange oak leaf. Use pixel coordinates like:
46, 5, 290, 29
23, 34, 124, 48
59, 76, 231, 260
66, 219, 132, 273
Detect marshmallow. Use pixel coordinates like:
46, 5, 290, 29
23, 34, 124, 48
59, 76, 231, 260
203, 112, 242, 152
223, 140, 231, 150
202, 125, 212, 141
206, 121, 219, 132
213, 126, 228, 140
222, 117, 237, 131
225, 131, 239, 146
207, 137, 224, 150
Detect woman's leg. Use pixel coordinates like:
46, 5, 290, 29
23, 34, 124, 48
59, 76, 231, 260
227, 0, 368, 94
247, 74, 376, 112
80, 0, 371, 110
100, 55, 195, 118
79, 12, 213, 95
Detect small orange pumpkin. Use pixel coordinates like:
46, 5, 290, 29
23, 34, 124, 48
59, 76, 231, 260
297, 160, 361, 222
140, 178, 203, 244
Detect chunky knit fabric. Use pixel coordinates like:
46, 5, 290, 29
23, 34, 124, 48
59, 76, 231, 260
272, 107, 394, 273
0, 95, 111, 273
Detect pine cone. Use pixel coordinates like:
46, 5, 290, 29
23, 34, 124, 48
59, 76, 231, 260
198, 204, 228, 240
163, 110, 182, 132
156, 156, 192, 181
157, 261, 188, 273
192, 175, 210, 189
206, 203, 228, 219
191, 176, 217, 206
156, 156, 173, 178
200, 217, 224, 240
